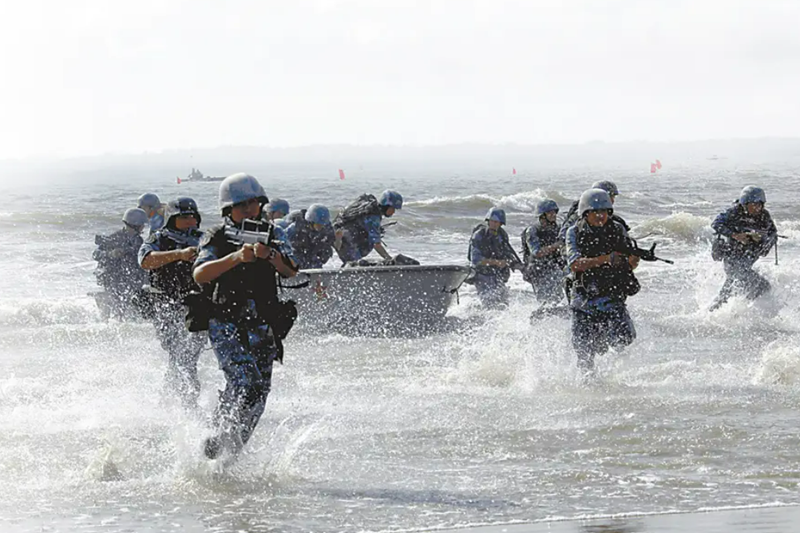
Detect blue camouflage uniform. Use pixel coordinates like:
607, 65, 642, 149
139, 227, 206, 409
286, 220, 335, 269
710, 202, 777, 309
194, 221, 296, 457
337, 214, 383, 263
469, 224, 517, 308
522, 219, 565, 304
566, 220, 638, 371
94, 229, 147, 316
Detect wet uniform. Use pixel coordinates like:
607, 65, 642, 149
566, 219, 638, 370
93, 229, 147, 317
194, 221, 296, 456
710, 202, 777, 309
139, 227, 206, 408
469, 224, 517, 308
285, 210, 335, 269
522, 219, 565, 304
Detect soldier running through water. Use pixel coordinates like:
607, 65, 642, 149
468, 207, 522, 308
93, 207, 149, 319
709, 186, 778, 311
566, 189, 641, 373
522, 199, 565, 305
193, 173, 298, 460
139, 198, 206, 410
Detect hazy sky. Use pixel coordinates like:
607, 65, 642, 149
1, 0, 798, 159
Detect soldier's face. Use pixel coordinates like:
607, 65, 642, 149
586, 210, 608, 227
746, 202, 763, 216
544, 211, 558, 223
488, 219, 502, 231
175, 215, 198, 230
231, 198, 261, 223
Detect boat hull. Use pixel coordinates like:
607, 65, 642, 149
287, 264, 471, 336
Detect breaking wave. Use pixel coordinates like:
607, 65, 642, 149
407, 189, 569, 214
633, 212, 714, 243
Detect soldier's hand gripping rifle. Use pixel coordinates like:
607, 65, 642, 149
225, 219, 280, 249
225, 219, 301, 276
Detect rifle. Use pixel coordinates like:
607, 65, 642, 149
503, 239, 526, 271
737, 227, 788, 265
626, 239, 674, 264
161, 228, 202, 248
225, 219, 299, 273
224, 219, 281, 248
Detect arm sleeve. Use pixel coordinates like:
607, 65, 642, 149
469, 232, 484, 265
272, 225, 297, 264
193, 229, 223, 268
565, 226, 582, 268
711, 208, 735, 237
137, 233, 161, 267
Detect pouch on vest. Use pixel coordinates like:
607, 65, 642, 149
183, 289, 213, 332
269, 299, 298, 341
265, 299, 298, 364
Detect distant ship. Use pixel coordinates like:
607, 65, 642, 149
177, 168, 225, 184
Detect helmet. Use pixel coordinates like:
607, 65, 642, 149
578, 188, 614, 217
137, 192, 161, 211
739, 185, 766, 205
165, 197, 201, 227
590, 180, 620, 196
535, 199, 559, 217
122, 208, 148, 229
305, 204, 331, 226
485, 207, 506, 225
266, 198, 290, 216
379, 190, 403, 210
218, 173, 268, 212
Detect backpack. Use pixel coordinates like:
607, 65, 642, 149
333, 194, 381, 229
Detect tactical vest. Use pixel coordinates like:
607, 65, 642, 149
522, 220, 563, 281
714, 205, 776, 262
147, 228, 202, 299
202, 222, 279, 322
521, 220, 560, 263
469, 224, 513, 281
288, 213, 335, 269
333, 194, 383, 258
573, 220, 639, 300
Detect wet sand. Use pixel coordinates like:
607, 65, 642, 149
440, 505, 800, 533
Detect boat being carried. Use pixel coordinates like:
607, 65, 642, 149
287, 263, 471, 336
177, 168, 226, 184
89, 254, 471, 336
